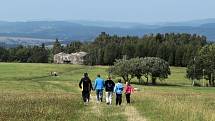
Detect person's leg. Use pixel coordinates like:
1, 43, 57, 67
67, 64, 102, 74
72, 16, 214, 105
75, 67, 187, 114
126, 93, 128, 103
100, 89, 103, 102
88, 91, 91, 102
82, 91, 86, 102
119, 94, 122, 105
86, 91, 90, 103
116, 94, 119, 105
96, 90, 100, 102
109, 92, 113, 105
126, 93, 130, 104
128, 94, 131, 103
106, 92, 109, 104
97, 89, 101, 102
82, 91, 88, 105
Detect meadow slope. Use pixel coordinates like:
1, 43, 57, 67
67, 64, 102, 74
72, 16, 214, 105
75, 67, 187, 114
0, 63, 214, 121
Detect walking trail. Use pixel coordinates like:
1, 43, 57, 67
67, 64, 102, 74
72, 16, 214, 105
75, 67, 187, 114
88, 95, 147, 121
89, 95, 102, 116
124, 105, 147, 121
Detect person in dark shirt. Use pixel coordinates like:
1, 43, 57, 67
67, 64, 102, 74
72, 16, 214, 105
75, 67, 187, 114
79, 73, 93, 105
104, 76, 115, 105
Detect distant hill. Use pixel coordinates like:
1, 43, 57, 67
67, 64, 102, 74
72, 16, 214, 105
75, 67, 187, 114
0, 19, 215, 46
158, 18, 215, 27
0, 36, 59, 47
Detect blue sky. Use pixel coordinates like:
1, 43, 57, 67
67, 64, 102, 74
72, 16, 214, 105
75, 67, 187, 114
0, 0, 214, 23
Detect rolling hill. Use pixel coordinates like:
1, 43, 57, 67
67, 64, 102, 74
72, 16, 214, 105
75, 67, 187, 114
0, 19, 215, 46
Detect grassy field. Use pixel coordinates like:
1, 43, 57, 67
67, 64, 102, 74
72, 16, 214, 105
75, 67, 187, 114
0, 63, 214, 121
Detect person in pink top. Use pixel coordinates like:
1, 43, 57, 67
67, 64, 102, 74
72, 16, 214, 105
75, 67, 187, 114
124, 82, 134, 104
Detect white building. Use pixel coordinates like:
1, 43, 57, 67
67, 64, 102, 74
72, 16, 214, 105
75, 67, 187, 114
54, 52, 87, 64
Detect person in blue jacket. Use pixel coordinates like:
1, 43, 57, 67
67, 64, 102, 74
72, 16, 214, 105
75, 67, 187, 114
114, 79, 124, 105
94, 74, 105, 102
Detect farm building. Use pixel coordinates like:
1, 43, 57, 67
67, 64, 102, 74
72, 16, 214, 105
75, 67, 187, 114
54, 52, 87, 64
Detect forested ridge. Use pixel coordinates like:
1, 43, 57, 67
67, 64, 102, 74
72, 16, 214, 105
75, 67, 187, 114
84, 32, 207, 66
0, 32, 207, 67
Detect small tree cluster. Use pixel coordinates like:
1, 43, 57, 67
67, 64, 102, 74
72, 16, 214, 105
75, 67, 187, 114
109, 57, 171, 85
187, 44, 215, 86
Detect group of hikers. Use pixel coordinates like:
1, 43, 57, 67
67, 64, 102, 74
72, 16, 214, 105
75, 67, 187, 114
79, 73, 134, 106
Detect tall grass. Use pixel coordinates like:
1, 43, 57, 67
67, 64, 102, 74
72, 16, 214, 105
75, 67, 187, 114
0, 93, 84, 121
133, 87, 215, 121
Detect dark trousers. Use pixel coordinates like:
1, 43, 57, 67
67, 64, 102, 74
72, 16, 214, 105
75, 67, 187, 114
82, 91, 90, 102
96, 89, 103, 102
126, 93, 131, 103
116, 94, 122, 105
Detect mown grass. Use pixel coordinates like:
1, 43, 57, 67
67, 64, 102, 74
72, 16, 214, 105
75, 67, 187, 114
0, 63, 107, 82
166, 66, 191, 85
0, 63, 215, 121
0, 63, 108, 92
0, 63, 126, 121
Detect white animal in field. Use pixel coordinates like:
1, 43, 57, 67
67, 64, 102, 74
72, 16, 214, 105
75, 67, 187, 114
50, 71, 58, 76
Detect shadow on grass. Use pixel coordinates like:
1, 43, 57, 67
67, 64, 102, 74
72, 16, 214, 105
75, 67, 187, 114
131, 81, 183, 87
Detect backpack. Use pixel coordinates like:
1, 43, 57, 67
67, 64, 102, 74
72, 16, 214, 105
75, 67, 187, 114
115, 83, 123, 94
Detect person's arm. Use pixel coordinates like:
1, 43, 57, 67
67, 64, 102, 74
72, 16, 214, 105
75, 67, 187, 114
112, 81, 115, 91
89, 78, 93, 91
114, 85, 116, 93
124, 85, 128, 93
111, 80, 115, 86
131, 86, 134, 93
94, 79, 97, 90
121, 84, 124, 92
79, 79, 83, 89
104, 81, 107, 88
103, 80, 105, 88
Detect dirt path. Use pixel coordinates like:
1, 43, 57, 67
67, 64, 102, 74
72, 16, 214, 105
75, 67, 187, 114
89, 95, 102, 116
124, 105, 147, 121
88, 95, 147, 121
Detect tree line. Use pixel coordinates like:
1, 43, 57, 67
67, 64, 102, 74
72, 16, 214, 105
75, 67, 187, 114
84, 32, 207, 66
0, 44, 49, 63
0, 32, 207, 66
0, 39, 83, 63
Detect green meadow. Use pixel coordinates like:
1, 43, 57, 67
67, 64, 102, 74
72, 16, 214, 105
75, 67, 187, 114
0, 63, 214, 121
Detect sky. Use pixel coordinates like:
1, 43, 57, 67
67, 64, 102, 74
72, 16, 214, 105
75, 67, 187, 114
0, 0, 214, 23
